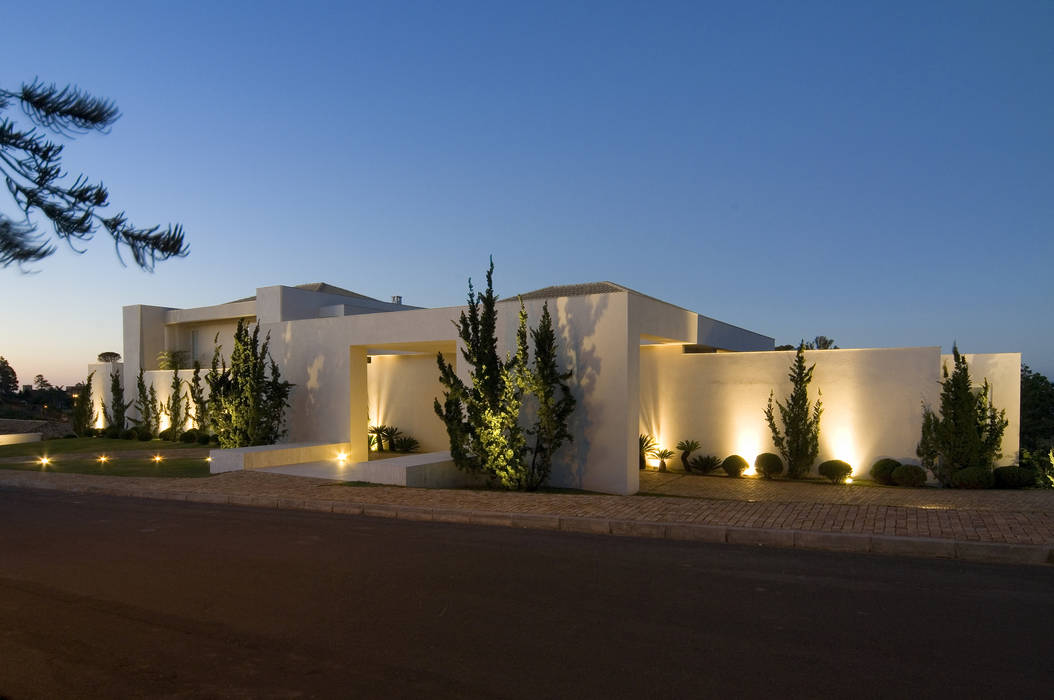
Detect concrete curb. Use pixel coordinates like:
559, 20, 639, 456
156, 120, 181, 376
4, 482, 1051, 567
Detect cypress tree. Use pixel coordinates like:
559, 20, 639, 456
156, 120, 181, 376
764, 343, 823, 478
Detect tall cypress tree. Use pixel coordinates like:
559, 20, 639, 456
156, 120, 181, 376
764, 343, 823, 478
71, 371, 96, 436
918, 345, 1007, 484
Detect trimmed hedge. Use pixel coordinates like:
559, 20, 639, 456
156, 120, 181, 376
818, 459, 852, 484
754, 452, 784, 479
891, 464, 927, 487
870, 458, 901, 485
950, 466, 994, 490
722, 454, 748, 478
993, 466, 1035, 489
179, 429, 199, 443
136, 428, 153, 441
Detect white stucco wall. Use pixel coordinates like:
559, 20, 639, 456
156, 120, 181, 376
639, 346, 942, 476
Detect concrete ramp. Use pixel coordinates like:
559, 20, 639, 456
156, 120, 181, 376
210, 442, 352, 474
259, 451, 484, 488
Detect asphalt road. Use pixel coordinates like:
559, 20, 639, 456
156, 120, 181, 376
1, 489, 1051, 699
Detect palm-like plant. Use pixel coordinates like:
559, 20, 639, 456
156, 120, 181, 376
688, 454, 722, 474
380, 425, 402, 451
676, 440, 700, 472
368, 425, 387, 451
639, 434, 657, 470
392, 436, 420, 453
655, 448, 675, 473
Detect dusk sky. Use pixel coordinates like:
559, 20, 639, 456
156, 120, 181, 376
2, 0, 1052, 387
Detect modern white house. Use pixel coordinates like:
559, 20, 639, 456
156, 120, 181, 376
90, 281, 1020, 495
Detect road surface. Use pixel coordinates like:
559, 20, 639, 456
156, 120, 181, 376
1, 488, 1051, 698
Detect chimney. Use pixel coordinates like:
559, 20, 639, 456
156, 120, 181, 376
391, 295, 402, 305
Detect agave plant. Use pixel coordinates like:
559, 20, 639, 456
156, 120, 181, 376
639, 434, 657, 470
368, 425, 387, 451
380, 425, 402, 451
688, 454, 722, 475
392, 436, 420, 453
676, 440, 700, 472
655, 448, 675, 473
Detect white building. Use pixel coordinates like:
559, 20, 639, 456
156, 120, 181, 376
91, 281, 1020, 495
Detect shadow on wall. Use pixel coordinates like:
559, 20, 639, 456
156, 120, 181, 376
549, 293, 609, 489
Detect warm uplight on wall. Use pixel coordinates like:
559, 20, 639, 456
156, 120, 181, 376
646, 458, 660, 468
829, 428, 859, 475
735, 428, 761, 472
845, 477, 854, 484
337, 451, 348, 463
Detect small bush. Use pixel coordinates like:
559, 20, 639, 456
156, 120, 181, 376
754, 452, 784, 479
136, 428, 153, 441
892, 464, 927, 487
198, 432, 212, 445
818, 459, 852, 484
102, 425, 122, 439
63, 433, 77, 439
993, 466, 1035, 489
870, 458, 901, 485
687, 454, 722, 474
179, 429, 199, 443
158, 428, 175, 442
121, 428, 137, 440
209, 434, 220, 446
950, 466, 994, 490
722, 454, 748, 478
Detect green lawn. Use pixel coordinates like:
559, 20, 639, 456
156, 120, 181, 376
0, 436, 206, 459
0, 455, 211, 478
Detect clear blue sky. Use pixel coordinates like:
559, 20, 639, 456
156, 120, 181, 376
2, 0, 1052, 386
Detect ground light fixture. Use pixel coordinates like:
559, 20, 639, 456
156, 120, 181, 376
337, 451, 348, 463
152, 455, 163, 463
97, 455, 109, 464
38, 456, 50, 466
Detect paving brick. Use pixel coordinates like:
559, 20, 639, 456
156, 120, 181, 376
396, 506, 433, 522
508, 513, 561, 530
468, 512, 515, 528
954, 541, 1051, 566
363, 503, 399, 518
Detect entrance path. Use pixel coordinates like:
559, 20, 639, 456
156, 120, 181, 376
1, 468, 1051, 565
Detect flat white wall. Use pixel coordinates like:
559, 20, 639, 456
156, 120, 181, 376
367, 353, 451, 452
940, 352, 1021, 465
639, 346, 942, 476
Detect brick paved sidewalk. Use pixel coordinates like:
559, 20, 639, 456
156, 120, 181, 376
2, 469, 1051, 550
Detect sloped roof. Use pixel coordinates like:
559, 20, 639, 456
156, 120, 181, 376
516, 281, 631, 300
228, 283, 383, 305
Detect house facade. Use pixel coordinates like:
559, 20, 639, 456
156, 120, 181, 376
91, 282, 1020, 495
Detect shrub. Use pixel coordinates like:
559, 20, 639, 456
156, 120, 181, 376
949, 466, 994, 490
136, 428, 153, 441
209, 434, 220, 445
818, 459, 852, 484
993, 466, 1035, 489
102, 425, 122, 439
754, 452, 784, 479
63, 433, 77, 439
722, 454, 748, 478
198, 432, 212, 445
158, 427, 175, 441
870, 458, 901, 485
892, 464, 927, 487
179, 429, 198, 443
655, 448, 675, 473
121, 428, 137, 440
687, 454, 722, 474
